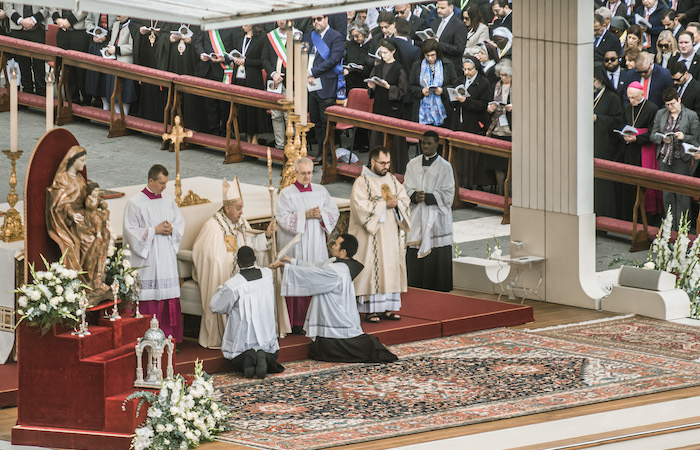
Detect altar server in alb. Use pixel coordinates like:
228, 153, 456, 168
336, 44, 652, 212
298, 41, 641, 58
273, 234, 397, 363
349, 146, 410, 323
210, 246, 285, 379
276, 157, 339, 334
192, 177, 286, 349
404, 131, 455, 292
123, 165, 185, 344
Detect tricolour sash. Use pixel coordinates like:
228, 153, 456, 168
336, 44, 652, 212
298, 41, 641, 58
268, 28, 288, 68
209, 30, 233, 83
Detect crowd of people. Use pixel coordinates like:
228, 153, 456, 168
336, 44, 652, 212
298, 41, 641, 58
593, 0, 700, 229
1, 1, 513, 190
121, 132, 454, 376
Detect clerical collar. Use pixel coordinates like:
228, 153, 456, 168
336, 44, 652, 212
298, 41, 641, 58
422, 153, 438, 166
332, 257, 364, 280
142, 187, 162, 199
294, 181, 312, 192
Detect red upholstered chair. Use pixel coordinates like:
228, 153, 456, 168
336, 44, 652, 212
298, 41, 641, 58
337, 88, 374, 151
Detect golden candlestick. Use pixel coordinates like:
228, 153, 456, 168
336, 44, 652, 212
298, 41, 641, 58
280, 113, 301, 191
1, 150, 24, 242
296, 122, 315, 160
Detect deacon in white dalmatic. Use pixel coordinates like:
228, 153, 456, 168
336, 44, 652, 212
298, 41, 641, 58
192, 177, 288, 349
210, 246, 285, 379
123, 164, 185, 343
273, 234, 397, 363
276, 157, 339, 333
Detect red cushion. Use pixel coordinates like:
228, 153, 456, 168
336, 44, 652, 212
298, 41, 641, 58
0, 35, 62, 57
175, 75, 284, 103
445, 129, 511, 151
62, 50, 177, 81
17, 92, 45, 107
337, 163, 363, 178
595, 158, 700, 188
71, 104, 111, 123
458, 188, 509, 208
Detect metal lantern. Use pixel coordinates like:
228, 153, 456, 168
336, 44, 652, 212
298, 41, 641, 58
134, 316, 174, 388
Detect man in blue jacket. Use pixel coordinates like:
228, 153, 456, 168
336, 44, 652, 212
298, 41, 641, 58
303, 14, 345, 160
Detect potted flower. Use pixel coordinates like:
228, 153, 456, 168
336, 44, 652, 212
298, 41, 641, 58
105, 243, 141, 311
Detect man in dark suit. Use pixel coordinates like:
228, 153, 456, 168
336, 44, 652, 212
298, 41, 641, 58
669, 30, 700, 78
674, 0, 700, 25
392, 18, 420, 120
303, 14, 345, 159
372, 10, 395, 45
431, 0, 467, 72
661, 9, 685, 38
491, 0, 512, 31
595, 13, 622, 64
635, 0, 668, 53
394, 3, 427, 44
621, 51, 673, 107
3, 3, 49, 95
604, 50, 627, 97
669, 60, 700, 112
262, 20, 297, 149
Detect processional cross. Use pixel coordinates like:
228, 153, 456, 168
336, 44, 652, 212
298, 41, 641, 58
162, 116, 192, 206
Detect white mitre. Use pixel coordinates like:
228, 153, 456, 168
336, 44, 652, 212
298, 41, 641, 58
222, 177, 243, 206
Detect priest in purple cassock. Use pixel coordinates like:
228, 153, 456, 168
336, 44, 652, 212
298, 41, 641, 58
276, 157, 339, 334
123, 164, 185, 344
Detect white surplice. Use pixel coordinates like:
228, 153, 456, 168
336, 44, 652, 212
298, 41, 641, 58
276, 183, 339, 263
280, 258, 364, 340
123, 191, 184, 301
209, 267, 280, 359
192, 210, 273, 349
404, 154, 455, 257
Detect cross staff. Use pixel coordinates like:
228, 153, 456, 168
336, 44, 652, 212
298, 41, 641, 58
162, 116, 192, 206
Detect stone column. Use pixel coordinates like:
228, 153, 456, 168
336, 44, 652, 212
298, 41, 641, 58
510, 0, 604, 308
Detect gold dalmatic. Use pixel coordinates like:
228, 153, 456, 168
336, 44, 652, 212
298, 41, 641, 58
224, 235, 238, 253
381, 184, 393, 201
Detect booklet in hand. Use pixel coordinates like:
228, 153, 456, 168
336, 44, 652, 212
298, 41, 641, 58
613, 125, 639, 136
87, 26, 107, 37
635, 13, 652, 29
343, 62, 364, 71
227, 49, 244, 59
415, 28, 437, 42
308, 77, 323, 92
368, 48, 381, 60
447, 84, 470, 102
170, 25, 193, 40
364, 76, 390, 88
100, 47, 116, 59
267, 79, 283, 93
654, 132, 676, 139
683, 142, 700, 154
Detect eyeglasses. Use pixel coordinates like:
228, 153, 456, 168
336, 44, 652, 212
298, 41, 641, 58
659, 43, 670, 49
312, 17, 324, 22
603, 57, 618, 62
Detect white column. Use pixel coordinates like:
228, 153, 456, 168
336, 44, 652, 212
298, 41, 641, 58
510, 0, 604, 308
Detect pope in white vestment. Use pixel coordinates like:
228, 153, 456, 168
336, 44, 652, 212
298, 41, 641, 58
349, 148, 410, 322
192, 178, 288, 349
404, 132, 455, 292
209, 246, 285, 379
276, 158, 339, 332
123, 165, 185, 342
275, 234, 397, 363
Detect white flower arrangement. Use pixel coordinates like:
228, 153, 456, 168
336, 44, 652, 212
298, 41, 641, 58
123, 360, 229, 450
105, 244, 141, 308
487, 236, 502, 260
644, 206, 700, 317
15, 255, 89, 334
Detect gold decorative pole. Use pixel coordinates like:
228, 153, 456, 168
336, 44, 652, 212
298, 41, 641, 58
162, 116, 210, 207
297, 123, 315, 159
280, 113, 300, 191
1, 67, 24, 243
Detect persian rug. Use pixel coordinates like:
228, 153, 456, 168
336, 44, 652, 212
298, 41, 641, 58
213, 328, 700, 450
532, 315, 700, 361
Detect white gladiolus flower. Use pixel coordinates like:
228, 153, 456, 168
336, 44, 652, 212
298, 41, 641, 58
125, 274, 134, 286
123, 248, 131, 257
163, 438, 169, 445
29, 290, 41, 301
165, 424, 174, 432
49, 297, 59, 307
107, 244, 116, 257
39, 303, 47, 312
35, 272, 45, 280
18, 297, 27, 307
122, 259, 131, 269
211, 402, 218, 411
155, 424, 165, 433
17, 309, 23, 316
180, 441, 187, 450
55, 285, 64, 295
148, 407, 162, 418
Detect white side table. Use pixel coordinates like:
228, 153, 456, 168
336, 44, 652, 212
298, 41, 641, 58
494, 256, 546, 302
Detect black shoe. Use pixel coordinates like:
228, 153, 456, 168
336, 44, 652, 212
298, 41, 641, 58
291, 325, 305, 335
242, 349, 256, 378
255, 350, 268, 379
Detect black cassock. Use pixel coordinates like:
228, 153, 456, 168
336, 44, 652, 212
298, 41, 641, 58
594, 86, 622, 218
618, 99, 659, 220
156, 23, 209, 133
232, 31, 271, 138
454, 73, 492, 187
132, 19, 167, 123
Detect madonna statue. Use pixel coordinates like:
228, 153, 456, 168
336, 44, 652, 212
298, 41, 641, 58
46, 145, 112, 306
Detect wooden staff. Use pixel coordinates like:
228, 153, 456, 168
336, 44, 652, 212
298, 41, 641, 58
267, 148, 278, 261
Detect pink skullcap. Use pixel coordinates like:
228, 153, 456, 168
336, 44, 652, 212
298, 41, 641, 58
628, 81, 643, 90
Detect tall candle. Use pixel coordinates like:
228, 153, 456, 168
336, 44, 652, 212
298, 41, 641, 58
294, 40, 302, 117
46, 72, 54, 131
10, 68, 18, 152
285, 27, 293, 102
300, 49, 309, 126
267, 147, 273, 185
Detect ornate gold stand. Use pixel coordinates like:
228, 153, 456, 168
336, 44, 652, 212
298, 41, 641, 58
1, 150, 24, 242
280, 113, 300, 191
162, 116, 210, 207
296, 123, 315, 160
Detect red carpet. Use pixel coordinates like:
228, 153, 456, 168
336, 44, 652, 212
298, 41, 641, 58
2, 290, 533, 407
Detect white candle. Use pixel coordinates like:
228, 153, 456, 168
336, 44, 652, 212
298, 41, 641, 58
294, 40, 302, 117
10, 68, 18, 152
285, 28, 293, 102
46, 72, 54, 131
300, 49, 308, 126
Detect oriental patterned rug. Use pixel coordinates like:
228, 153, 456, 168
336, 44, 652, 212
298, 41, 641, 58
532, 315, 700, 361
212, 328, 700, 450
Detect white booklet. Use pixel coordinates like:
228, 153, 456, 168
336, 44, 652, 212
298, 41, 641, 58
308, 77, 323, 92
654, 132, 676, 139
275, 233, 302, 263
683, 142, 700, 154
87, 26, 107, 37
416, 28, 436, 42
635, 14, 652, 29
447, 84, 470, 102
100, 47, 116, 59
266, 79, 283, 93
614, 125, 639, 136
364, 76, 390, 88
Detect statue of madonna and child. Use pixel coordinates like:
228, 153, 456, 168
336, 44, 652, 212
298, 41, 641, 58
46, 145, 113, 306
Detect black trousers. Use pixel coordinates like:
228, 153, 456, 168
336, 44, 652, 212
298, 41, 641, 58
11, 27, 46, 95
56, 29, 90, 102
308, 91, 336, 158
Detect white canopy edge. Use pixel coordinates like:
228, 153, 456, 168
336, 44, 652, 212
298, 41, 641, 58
28, 0, 408, 30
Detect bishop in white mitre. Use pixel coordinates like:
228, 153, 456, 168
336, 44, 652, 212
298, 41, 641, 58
123, 164, 185, 343
192, 177, 289, 349
276, 157, 339, 332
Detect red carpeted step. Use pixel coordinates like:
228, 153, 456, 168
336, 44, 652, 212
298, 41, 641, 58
400, 288, 533, 336
105, 390, 151, 434
0, 361, 17, 408
12, 424, 133, 450
360, 316, 441, 345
